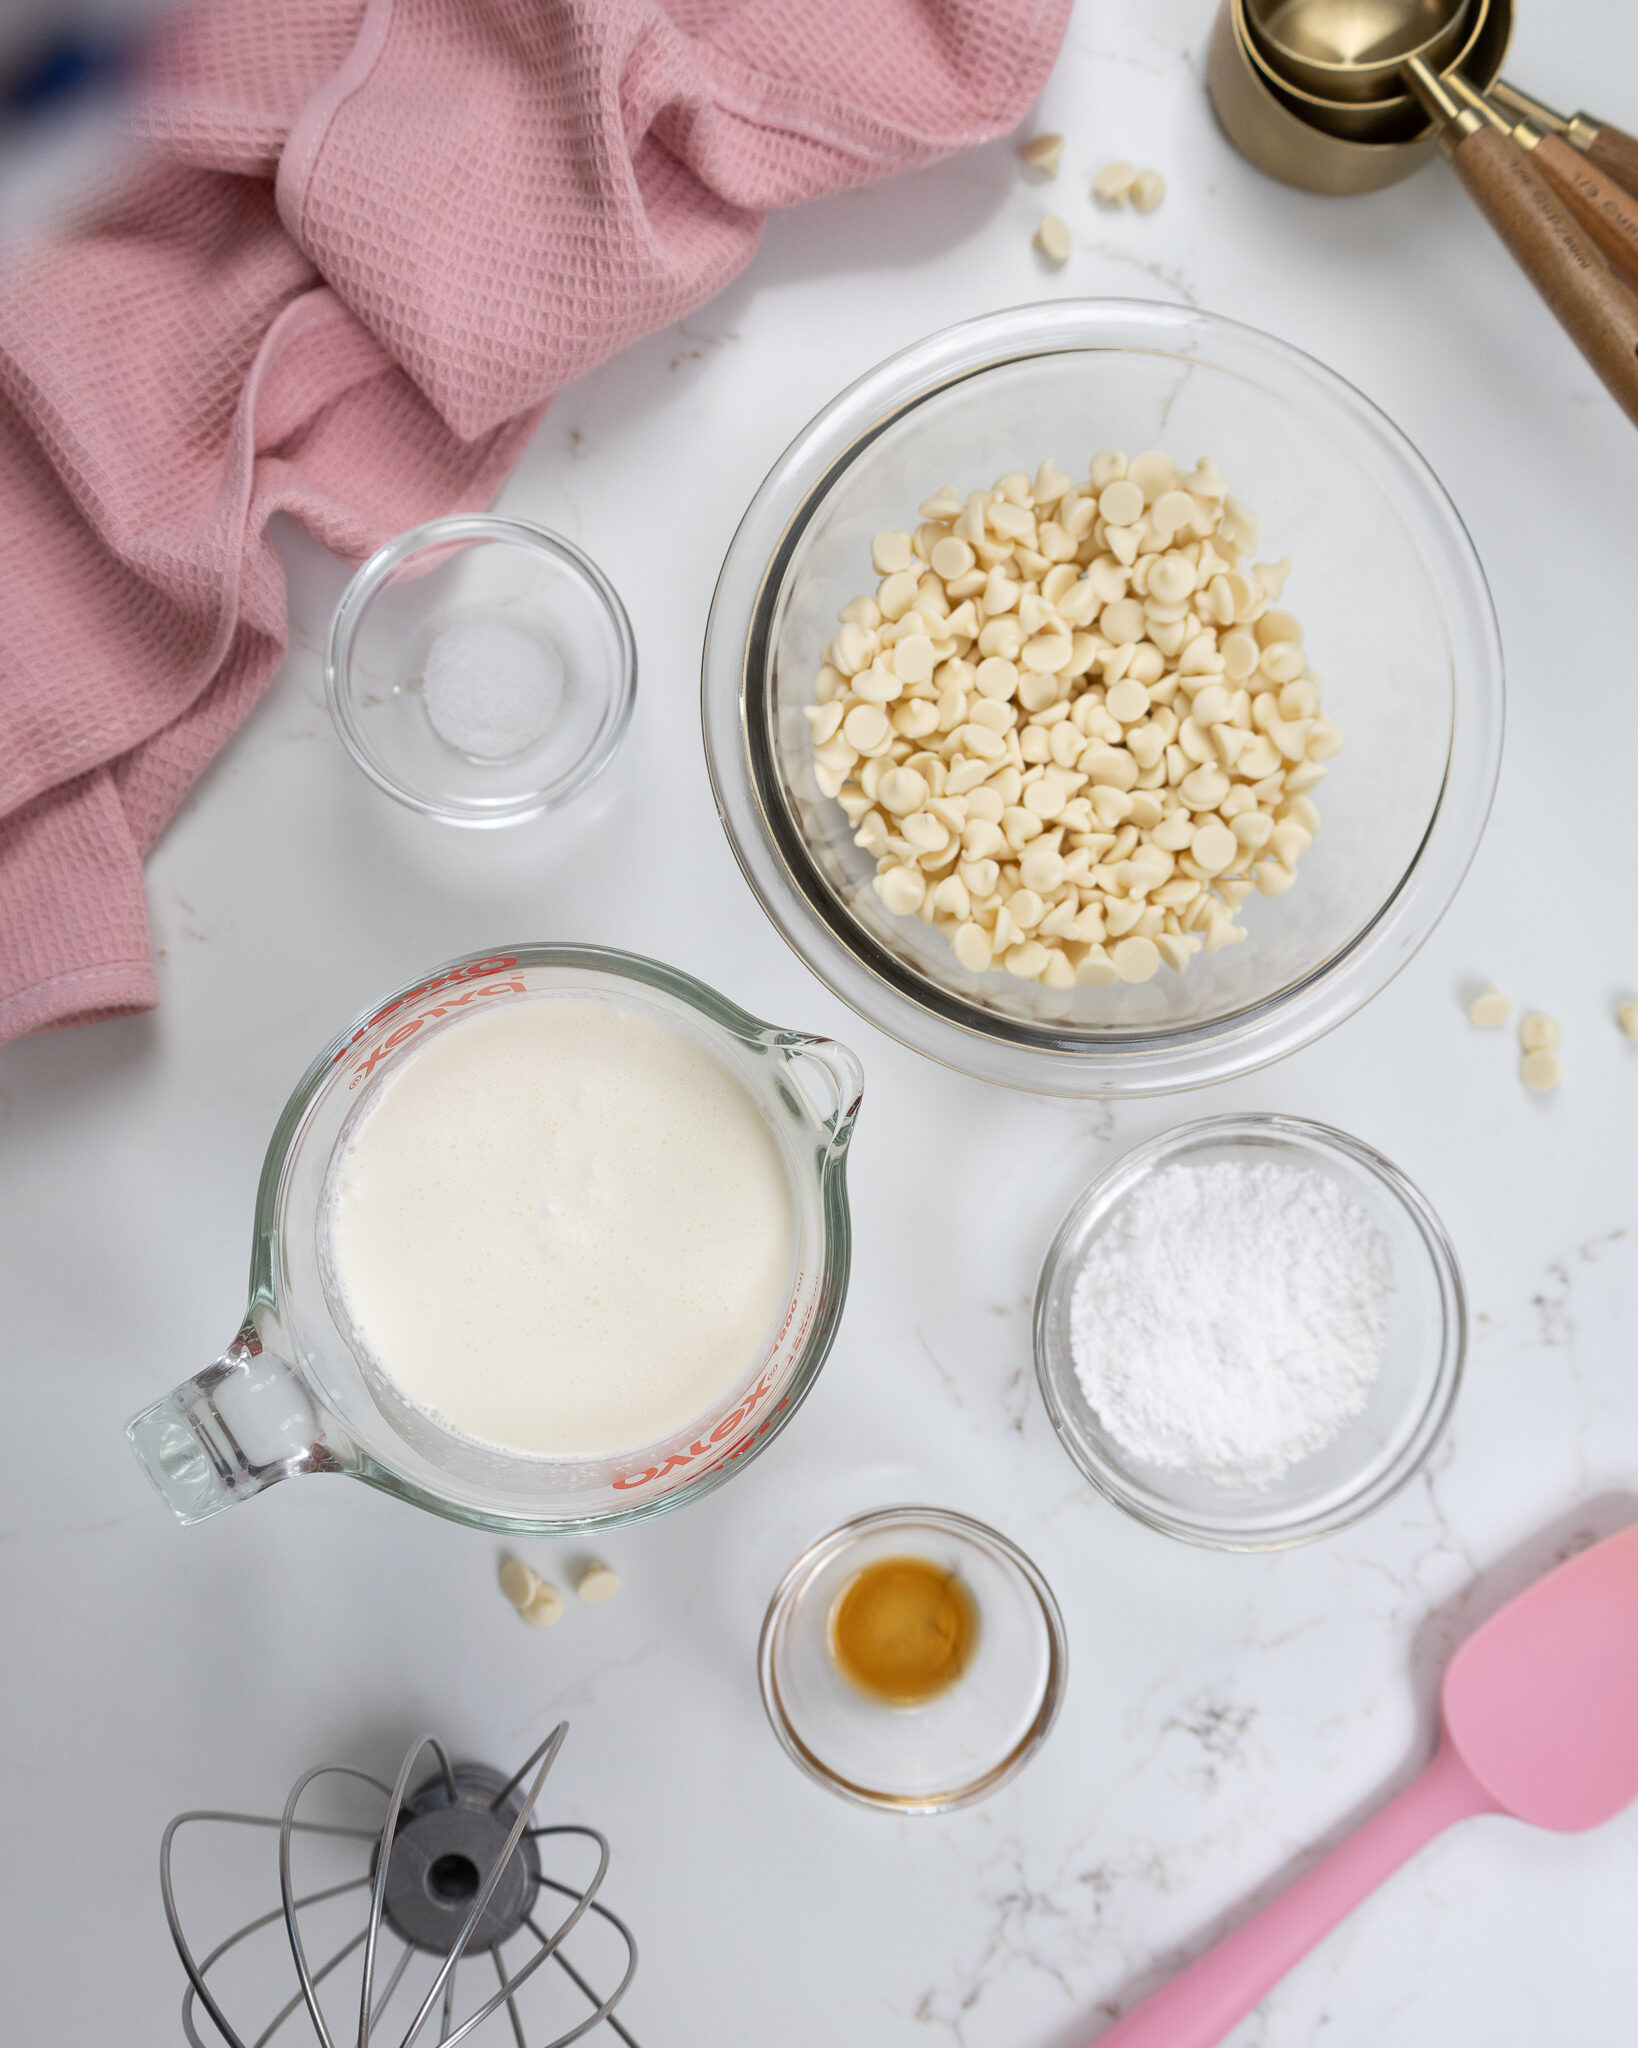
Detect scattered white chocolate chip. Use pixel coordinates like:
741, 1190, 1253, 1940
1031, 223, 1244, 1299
1131, 167, 1166, 212
1019, 132, 1064, 176
1520, 1048, 1561, 1093
1034, 212, 1072, 265
1467, 985, 1511, 1028
805, 450, 1333, 987
1519, 1013, 1562, 1054
499, 1558, 541, 1610
1092, 159, 1139, 204
577, 1563, 621, 1605
521, 1582, 565, 1629
1618, 1000, 1638, 1040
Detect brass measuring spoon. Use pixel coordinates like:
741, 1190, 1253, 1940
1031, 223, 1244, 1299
1249, 0, 1638, 282
1246, 0, 1477, 102
1226, 0, 1638, 426
1402, 59, 1638, 424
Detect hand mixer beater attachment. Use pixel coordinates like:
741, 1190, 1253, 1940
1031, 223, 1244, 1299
161, 1722, 639, 2047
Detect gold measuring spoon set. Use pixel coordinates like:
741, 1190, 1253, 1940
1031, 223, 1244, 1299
1210, 0, 1638, 424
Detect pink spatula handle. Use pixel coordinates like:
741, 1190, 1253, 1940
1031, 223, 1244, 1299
1091, 1741, 1497, 2048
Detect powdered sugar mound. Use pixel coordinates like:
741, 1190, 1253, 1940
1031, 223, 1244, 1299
1069, 1160, 1392, 1488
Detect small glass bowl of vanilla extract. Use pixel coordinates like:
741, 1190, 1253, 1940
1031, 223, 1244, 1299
757, 1506, 1067, 1812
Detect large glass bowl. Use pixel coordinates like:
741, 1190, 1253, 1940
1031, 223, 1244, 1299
702, 301, 1503, 1096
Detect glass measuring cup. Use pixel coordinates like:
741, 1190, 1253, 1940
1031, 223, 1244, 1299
127, 946, 863, 1535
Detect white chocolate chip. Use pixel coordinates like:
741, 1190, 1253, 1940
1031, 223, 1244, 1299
1618, 1001, 1638, 1040
1130, 167, 1166, 212
842, 703, 890, 754
577, 1563, 621, 1605
876, 865, 926, 916
1092, 160, 1139, 204
871, 530, 913, 576
931, 536, 975, 581
953, 922, 993, 972
521, 1582, 565, 1629
500, 1558, 540, 1610
1126, 451, 1178, 503
1106, 676, 1150, 724
1019, 132, 1065, 176
1520, 1048, 1561, 1093
1034, 213, 1072, 265
1519, 1013, 1561, 1053
1112, 935, 1161, 982
1099, 480, 1145, 527
1005, 939, 1051, 979
1190, 821, 1238, 873
1467, 985, 1511, 1029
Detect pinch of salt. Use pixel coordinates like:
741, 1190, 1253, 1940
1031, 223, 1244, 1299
421, 619, 560, 761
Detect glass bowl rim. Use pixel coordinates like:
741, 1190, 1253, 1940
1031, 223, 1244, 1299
701, 297, 1504, 1097
757, 1502, 1068, 1813
1032, 1110, 1467, 1550
325, 514, 638, 826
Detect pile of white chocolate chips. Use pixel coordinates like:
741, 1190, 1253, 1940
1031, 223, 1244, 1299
804, 452, 1343, 986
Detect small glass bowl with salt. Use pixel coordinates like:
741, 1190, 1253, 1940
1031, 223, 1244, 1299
326, 516, 636, 826
1034, 1114, 1465, 1550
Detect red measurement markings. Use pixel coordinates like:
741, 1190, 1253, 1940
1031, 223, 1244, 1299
331, 956, 521, 1074
346, 973, 526, 1087
612, 1283, 817, 1491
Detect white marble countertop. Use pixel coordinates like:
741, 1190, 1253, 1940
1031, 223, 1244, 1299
5, 2, 1638, 2041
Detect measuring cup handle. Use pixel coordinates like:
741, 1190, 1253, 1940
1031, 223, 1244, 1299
780, 1035, 865, 1153
1447, 125, 1638, 428
126, 1325, 348, 1524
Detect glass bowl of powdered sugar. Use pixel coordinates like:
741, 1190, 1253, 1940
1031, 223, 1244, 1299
326, 516, 636, 825
1034, 1112, 1465, 1549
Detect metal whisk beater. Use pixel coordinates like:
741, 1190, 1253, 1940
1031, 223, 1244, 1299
161, 1722, 639, 2047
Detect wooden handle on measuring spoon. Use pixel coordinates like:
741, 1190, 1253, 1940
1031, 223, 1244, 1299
1583, 122, 1638, 200
1408, 62, 1638, 429
1517, 129, 1638, 295
1490, 82, 1638, 201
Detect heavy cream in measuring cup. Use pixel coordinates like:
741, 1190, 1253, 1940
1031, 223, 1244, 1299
320, 996, 795, 1457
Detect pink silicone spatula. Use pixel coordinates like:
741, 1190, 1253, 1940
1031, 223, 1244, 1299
1093, 1519, 1638, 2047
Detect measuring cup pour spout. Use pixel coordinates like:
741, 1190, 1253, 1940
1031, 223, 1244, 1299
126, 1325, 350, 1525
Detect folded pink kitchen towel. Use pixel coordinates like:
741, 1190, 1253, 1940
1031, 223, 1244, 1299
0, 0, 1069, 1045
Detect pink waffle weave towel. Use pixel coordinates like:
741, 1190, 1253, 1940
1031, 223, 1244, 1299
0, 0, 1068, 1044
